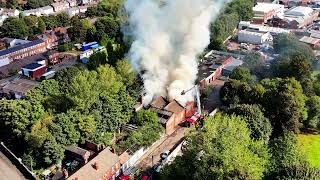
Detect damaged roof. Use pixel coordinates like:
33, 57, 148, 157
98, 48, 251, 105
164, 100, 185, 114
150, 96, 169, 109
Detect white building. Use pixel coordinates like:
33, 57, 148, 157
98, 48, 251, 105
2, 9, 19, 17
67, 0, 78, 7
239, 22, 290, 35
40, 6, 55, 16
253, 3, 285, 23
0, 15, 8, 26
66, 7, 80, 17
23, 9, 42, 17
2, 38, 32, 48
238, 30, 273, 45
79, 6, 88, 13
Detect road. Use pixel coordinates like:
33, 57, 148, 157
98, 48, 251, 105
0, 152, 25, 180
135, 127, 185, 170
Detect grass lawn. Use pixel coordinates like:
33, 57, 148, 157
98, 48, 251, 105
297, 134, 320, 168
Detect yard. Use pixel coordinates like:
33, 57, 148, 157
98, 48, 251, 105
297, 134, 320, 168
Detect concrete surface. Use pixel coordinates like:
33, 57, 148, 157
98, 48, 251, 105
0, 152, 25, 180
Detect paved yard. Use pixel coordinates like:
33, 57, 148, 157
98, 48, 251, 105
0, 152, 25, 180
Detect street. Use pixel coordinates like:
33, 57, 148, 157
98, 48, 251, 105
0, 152, 25, 180
135, 127, 185, 170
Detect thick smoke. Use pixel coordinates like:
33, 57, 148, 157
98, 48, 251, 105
124, 0, 229, 105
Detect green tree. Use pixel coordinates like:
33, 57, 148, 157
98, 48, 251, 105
56, 12, 70, 27
225, 0, 254, 21
267, 132, 308, 179
229, 66, 253, 82
261, 78, 308, 136
55, 66, 83, 93
77, 115, 97, 141
227, 104, 272, 141
305, 96, 320, 129
161, 113, 269, 179
25, 114, 54, 148
49, 111, 81, 146
37, 17, 46, 33
136, 109, 158, 126
42, 137, 64, 165
220, 80, 252, 105
95, 16, 119, 41
116, 59, 136, 87
88, 51, 108, 70
1, 17, 29, 38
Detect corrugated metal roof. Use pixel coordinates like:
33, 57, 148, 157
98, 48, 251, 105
0, 39, 44, 57
23, 63, 44, 70
300, 36, 320, 45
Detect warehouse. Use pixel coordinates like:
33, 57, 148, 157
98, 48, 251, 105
238, 30, 273, 45
21, 63, 47, 79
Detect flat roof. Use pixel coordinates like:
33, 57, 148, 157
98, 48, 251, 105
253, 3, 284, 13
22, 63, 44, 70
67, 149, 119, 180
198, 52, 232, 81
285, 6, 314, 17
0, 39, 44, 57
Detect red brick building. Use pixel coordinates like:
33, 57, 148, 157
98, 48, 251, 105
21, 63, 47, 79
66, 149, 121, 180
150, 97, 186, 135
252, 3, 284, 24
0, 39, 46, 60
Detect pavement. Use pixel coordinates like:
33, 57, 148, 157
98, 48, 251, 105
203, 79, 225, 114
0, 152, 25, 180
135, 127, 185, 170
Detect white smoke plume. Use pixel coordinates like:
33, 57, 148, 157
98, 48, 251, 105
124, 0, 230, 105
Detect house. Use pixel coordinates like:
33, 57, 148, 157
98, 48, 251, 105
0, 39, 46, 61
2, 8, 19, 17
39, 6, 55, 15
36, 32, 59, 49
299, 36, 320, 49
51, 1, 70, 12
150, 97, 186, 135
238, 30, 273, 44
53, 27, 71, 44
22, 9, 41, 16
21, 63, 47, 79
65, 146, 91, 164
1, 78, 38, 99
66, 7, 80, 17
45, 50, 61, 64
67, 0, 78, 7
66, 148, 121, 180
2, 38, 31, 48
252, 3, 285, 24
273, 6, 318, 29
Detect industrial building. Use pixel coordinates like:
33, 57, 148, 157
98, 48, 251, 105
252, 3, 285, 24
239, 21, 290, 35
238, 30, 273, 44
21, 63, 47, 79
198, 51, 243, 90
273, 6, 318, 29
